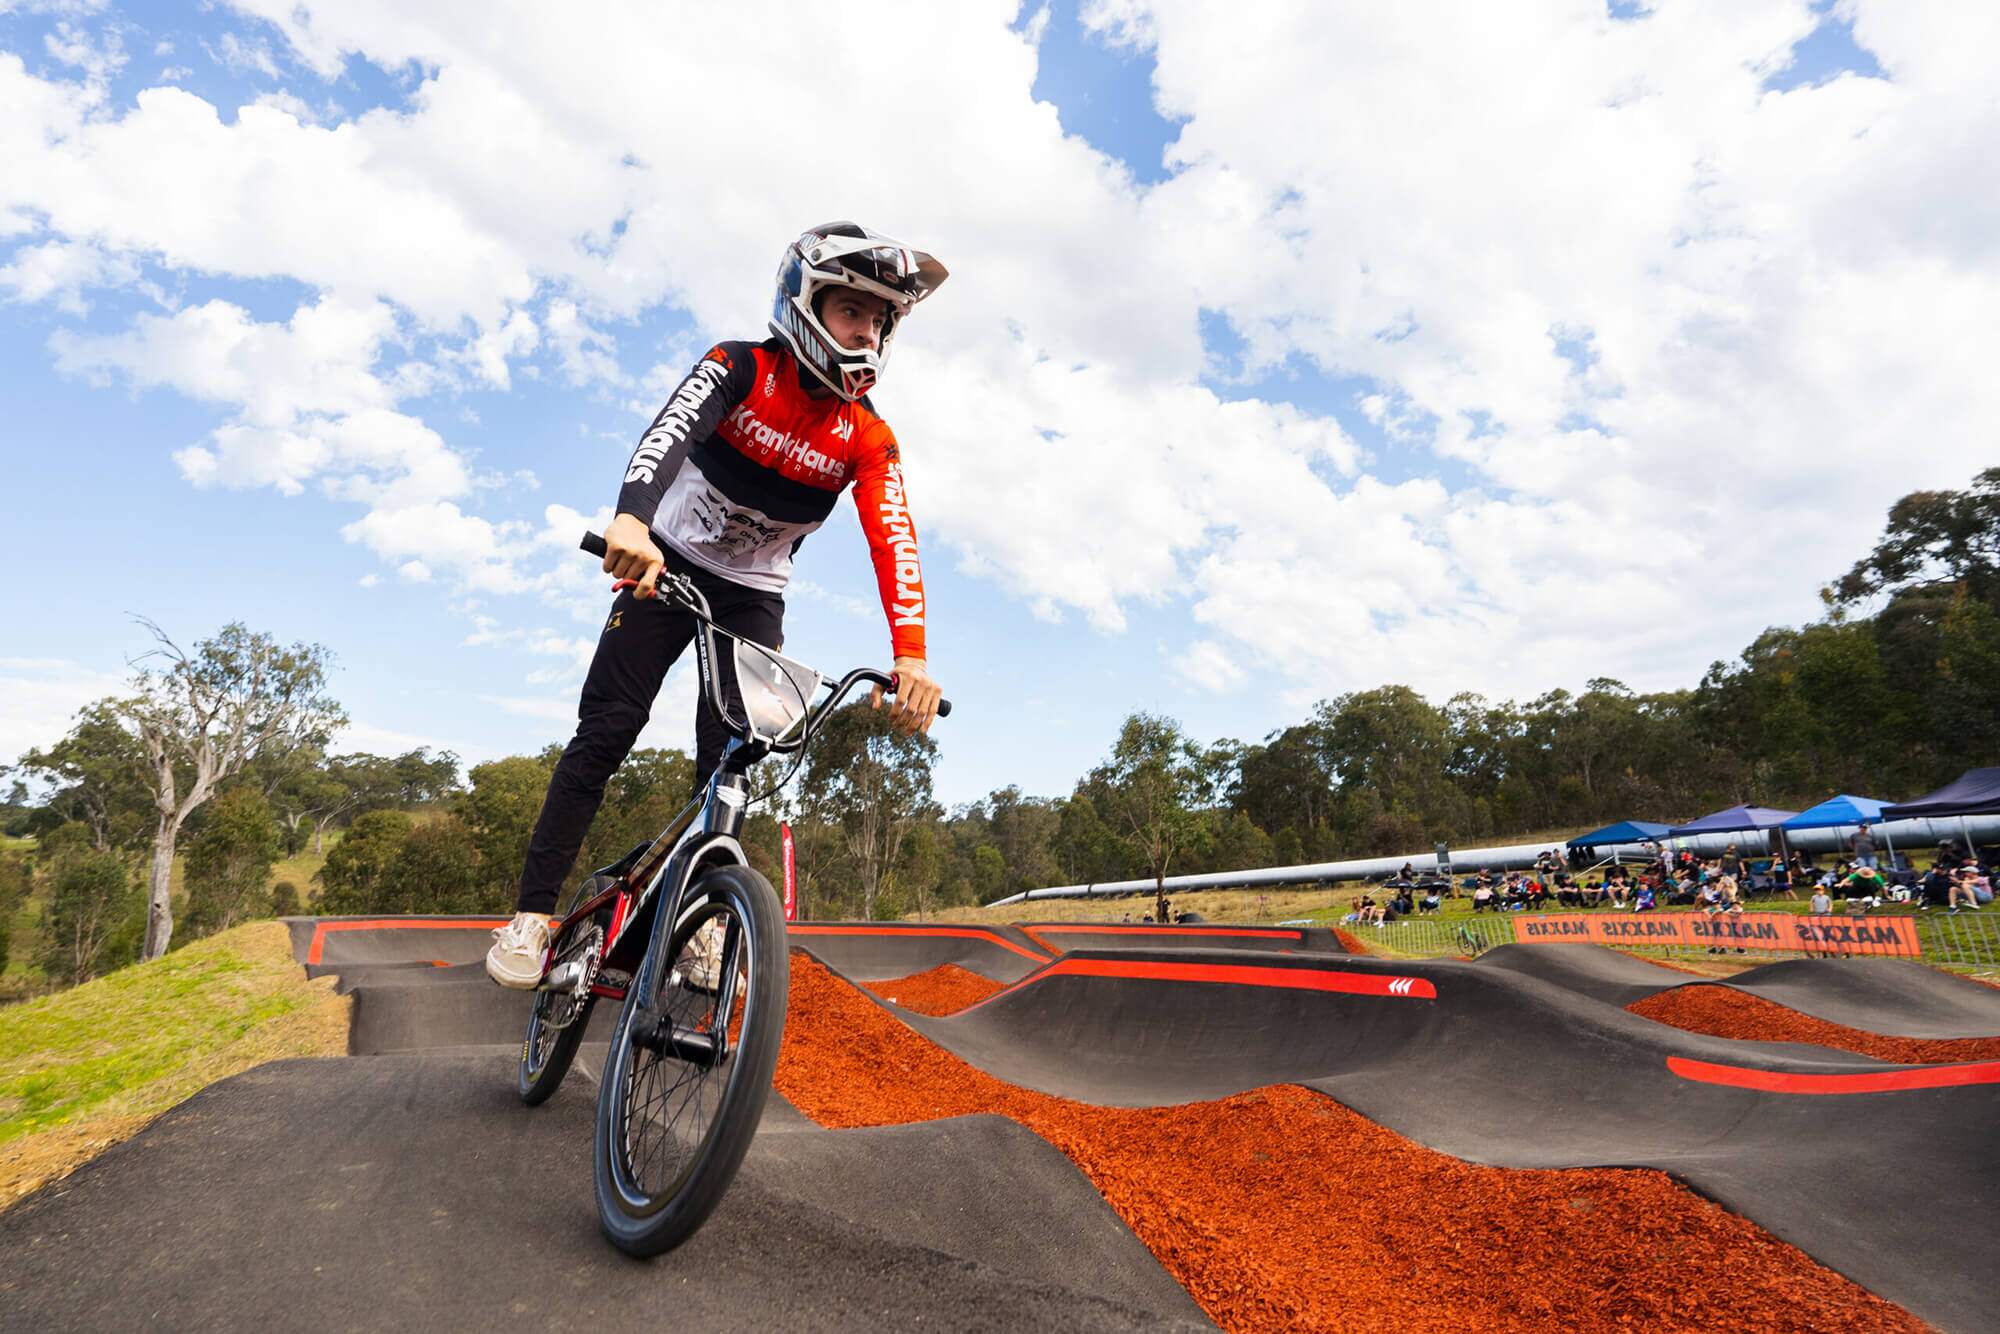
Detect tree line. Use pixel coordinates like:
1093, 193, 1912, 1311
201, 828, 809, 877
4, 469, 1995, 992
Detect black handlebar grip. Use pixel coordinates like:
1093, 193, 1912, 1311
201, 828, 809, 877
937, 699, 953, 718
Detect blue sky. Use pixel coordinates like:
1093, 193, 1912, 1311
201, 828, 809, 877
3, 1, 1988, 810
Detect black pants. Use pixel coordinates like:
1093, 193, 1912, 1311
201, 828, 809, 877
515, 552, 784, 914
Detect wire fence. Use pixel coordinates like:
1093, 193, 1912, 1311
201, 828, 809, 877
1360, 911, 2000, 970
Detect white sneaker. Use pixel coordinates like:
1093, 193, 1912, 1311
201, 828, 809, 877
683, 919, 727, 991
486, 912, 553, 989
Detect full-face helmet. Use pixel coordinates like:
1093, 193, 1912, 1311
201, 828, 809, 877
769, 221, 947, 400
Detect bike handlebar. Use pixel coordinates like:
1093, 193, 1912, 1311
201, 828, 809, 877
580, 531, 950, 719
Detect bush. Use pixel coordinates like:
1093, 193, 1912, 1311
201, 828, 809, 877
270, 880, 302, 917
381, 816, 488, 914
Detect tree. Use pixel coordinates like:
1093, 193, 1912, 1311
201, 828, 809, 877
461, 754, 558, 905
1833, 467, 2000, 610
1087, 713, 1213, 921
36, 823, 140, 984
182, 786, 283, 938
315, 811, 414, 914
123, 621, 344, 958
17, 702, 155, 853
798, 703, 939, 920
379, 816, 486, 914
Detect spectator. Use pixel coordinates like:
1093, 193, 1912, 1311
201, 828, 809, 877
1768, 855, 1796, 901
1720, 844, 1742, 880
1419, 888, 1442, 914
1852, 824, 1878, 870
1844, 864, 1889, 908
1472, 882, 1496, 912
1633, 883, 1657, 912
1809, 885, 1833, 915
1948, 867, 1983, 913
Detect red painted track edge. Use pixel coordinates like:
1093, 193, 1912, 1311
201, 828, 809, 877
787, 923, 1052, 962
304, 918, 510, 965
1666, 1055, 2000, 1095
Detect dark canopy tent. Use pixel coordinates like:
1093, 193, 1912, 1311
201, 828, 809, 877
1665, 805, 1799, 839
1566, 819, 1672, 849
1882, 768, 2000, 821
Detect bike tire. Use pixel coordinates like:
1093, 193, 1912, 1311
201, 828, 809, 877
517, 876, 612, 1106
593, 863, 788, 1257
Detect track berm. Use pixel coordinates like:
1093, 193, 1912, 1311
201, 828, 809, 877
1, 915, 1993, 1331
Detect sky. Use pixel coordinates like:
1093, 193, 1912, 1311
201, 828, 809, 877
2, 0, 1995, 808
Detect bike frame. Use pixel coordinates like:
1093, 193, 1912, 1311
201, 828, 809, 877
538, 553, 910, 1002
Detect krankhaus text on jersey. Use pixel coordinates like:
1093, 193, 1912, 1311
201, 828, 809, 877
626, 357, 733, 486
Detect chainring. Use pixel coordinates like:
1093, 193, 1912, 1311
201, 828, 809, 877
542, 923, 603, 1031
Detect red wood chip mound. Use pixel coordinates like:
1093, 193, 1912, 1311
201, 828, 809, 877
1628, 984, 2000, 1064
1332, 927, 1368, 954
775, 953, 1923, 1333
862, 963, 1008, 1016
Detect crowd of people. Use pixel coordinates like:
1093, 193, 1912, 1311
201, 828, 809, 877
1341, 829, 1994, 928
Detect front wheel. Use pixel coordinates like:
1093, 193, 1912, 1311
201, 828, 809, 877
593, 863, 788, 1257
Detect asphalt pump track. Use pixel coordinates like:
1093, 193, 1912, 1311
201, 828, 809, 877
0, 917, 1994, 1331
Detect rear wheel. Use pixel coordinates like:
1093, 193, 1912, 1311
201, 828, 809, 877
593, 864, 788, 1256
518, 876, 612, 1105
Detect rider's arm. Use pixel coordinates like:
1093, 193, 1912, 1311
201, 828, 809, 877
616, 342, 758, 527
850, 424, 941, 731
849, 425, 927, 663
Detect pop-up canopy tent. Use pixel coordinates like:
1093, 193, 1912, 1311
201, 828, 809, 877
1667, 804, 1799, 836
1882, 768, 2000, 821
1783, 794, 1899, 863
1566, 819, 1672, 849
1665, 804, 1800, 851
1884, 768, 2000, 858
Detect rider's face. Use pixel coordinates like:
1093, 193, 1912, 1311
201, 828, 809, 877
820, 289, 890, 353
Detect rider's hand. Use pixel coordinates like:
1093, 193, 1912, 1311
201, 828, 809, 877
872, 657, 942, 735
603, 512, 665, 598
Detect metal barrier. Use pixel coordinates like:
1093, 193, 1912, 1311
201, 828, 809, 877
1360, 911, 2000, 969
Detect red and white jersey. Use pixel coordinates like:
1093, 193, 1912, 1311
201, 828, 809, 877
617, 339, 926, 661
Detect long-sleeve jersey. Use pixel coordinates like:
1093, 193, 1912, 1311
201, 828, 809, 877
617, 339, 927, 662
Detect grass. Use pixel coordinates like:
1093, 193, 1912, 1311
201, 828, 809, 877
0, 919, 348, 1206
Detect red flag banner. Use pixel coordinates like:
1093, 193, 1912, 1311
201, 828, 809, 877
1510, 911, 1921, 957
780, 822, 797, 922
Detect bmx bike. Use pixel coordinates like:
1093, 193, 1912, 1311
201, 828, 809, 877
516, 529, 951, 1256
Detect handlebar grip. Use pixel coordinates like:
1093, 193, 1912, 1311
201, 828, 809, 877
581, 530, 608, 559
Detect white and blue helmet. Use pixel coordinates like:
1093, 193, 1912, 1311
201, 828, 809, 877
770, 221, 947, 401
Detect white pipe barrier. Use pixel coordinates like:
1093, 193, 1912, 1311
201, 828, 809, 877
988, 814, 2000, 907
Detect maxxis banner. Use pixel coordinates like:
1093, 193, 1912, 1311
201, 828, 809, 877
1511, 910, 1921, 956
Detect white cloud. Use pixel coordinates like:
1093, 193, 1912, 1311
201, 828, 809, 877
0, 238, 138, 313
3, 0, 1996, 728
0, 656, 131, 768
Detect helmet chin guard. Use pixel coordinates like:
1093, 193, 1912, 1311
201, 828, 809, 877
770, 222, 947, 400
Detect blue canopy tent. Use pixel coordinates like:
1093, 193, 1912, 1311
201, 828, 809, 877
1783, 794, 1899, 863
1664, 805, 1800, 856
1566, 820, 1671, 859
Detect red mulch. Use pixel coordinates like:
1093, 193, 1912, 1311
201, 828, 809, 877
863, 963, 1008, 1016
775, 952, 1922, 1333
1332, 927, 1368, 954
1628, 984, 2000, 1064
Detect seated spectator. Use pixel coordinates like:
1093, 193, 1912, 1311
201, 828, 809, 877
1844, 864, 1889, 909
1472, 883, 1496, 912
1948, 868, 1983, 913
1419, 889, 1442, 914
1667, 876, 1698, 907
1716, 873, 1740, 906
1633, 884, 1657, 912
1579, 880, 1604, 908
1390, 890, 1415, 917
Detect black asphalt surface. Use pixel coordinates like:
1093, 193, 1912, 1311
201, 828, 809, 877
8, 917, 1995, 1332
1479, 941, 2000, 1037
0, 1052, 1208, 1331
